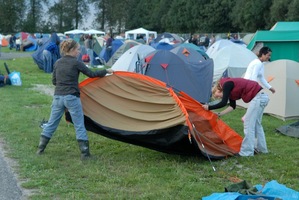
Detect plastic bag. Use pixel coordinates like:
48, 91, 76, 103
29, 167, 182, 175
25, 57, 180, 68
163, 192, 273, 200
9, 71, 22, 86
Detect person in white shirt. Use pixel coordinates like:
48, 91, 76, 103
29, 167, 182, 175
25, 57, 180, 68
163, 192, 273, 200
244, 46, 275, 94
242, 46, 276, 155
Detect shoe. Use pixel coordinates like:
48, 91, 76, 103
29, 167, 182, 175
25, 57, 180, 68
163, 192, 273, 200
254, 149, 260, 155
36, 135, 51, 155
77, 140, 91, 160
234, 153, 241, 157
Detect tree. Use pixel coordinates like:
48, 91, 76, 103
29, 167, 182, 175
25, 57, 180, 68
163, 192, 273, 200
47, 0, 89, 32
231, 0, 272, 32
23, 0, 49, 33
0, 0, 26, 33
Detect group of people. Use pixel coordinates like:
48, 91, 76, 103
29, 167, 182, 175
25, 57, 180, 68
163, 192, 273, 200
35, 32, 274, 159
202, 47, 275, 156
189, 34, 215, 50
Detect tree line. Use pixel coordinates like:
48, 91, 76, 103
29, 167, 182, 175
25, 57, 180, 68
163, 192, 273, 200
0, 0, 298, 34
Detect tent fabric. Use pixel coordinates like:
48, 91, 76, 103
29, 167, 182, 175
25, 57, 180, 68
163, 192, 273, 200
1, 38, 9, 47
32, 33, 60, 71
206, 39, 235, 58
111, 44, 155, 72
203, 180, 299, 200
105, 40, 140, 67
24, 35, 38, 52
170, 46, 214, 103
210, 44, 257, 83
171, 45, 207, 63
84, 29, 105, 36
64, 29, 85, 35
276, 121, 299, 138
179, 43, 209, 59
65, 72, 242, 158
270, 21, 299, 31
237, 59, 299, 120
99, 39, 124, 62
125, 27, 157, 44
144, 50, 213, 104
155, 32, 183, 44
247, 30, 299, 62
153, 42, 174, 50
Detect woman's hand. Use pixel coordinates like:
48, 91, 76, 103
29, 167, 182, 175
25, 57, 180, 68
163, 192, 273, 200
202, 104, 209, 110
106, 68, 114, 74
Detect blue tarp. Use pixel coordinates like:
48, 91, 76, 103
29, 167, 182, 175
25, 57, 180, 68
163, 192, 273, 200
202, 180, 299, 200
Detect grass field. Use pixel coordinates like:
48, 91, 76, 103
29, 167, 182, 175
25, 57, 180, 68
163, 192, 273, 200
0, 47, 298, 199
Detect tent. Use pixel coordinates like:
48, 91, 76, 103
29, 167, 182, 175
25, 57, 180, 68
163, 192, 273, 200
242, 33, 255, 45
64, 29, 85, 35
270, 21, 299, 31
106, 40, 140, 67
1, 37, 9, 47
153, 42, 174, 50
276, 121, 299, 138
247, 30, 299, 62
237, 59, 299, 121
99, 39, 124, 62
32, 33, 61, 72
125, 27, 157, 44
206, 39, 235, 58
65, 72, 243, 159
209, 43, 257, 83
144, 50, 213, 104
154, 32, 183, 44
112, 44, 155, 72
171, 45, 207, 63
84, 29, 105, 36
178, 43, 209, 59
170, 46, 214, 103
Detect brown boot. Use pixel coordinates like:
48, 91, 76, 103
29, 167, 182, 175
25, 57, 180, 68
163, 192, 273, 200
36, 135, 50, 155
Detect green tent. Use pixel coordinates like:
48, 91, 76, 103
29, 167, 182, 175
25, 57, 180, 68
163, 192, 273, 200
247, 30, 299, 62
248, 21, 299, 62
270, 21, 299, 31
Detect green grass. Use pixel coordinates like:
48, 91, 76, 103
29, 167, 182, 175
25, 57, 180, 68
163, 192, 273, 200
0, 48, 298, 199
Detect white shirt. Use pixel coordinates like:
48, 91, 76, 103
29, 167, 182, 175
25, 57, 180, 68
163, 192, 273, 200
244, 58, 271, 90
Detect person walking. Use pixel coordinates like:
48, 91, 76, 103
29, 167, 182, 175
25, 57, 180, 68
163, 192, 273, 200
36, 39, 114, 160
202, 77, 269, 157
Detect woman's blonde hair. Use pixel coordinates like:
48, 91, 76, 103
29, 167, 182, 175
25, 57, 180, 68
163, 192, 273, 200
212, 80, 222, 99
60, 39, 78, 56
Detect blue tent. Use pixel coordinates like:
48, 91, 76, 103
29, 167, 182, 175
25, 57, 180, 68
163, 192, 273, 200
31, 33, 60, 72
144, 50, 213, 104
99, 39, 124, 62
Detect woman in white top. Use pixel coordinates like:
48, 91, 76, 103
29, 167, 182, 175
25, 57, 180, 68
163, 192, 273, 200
241, 46, 275, 155
244, 46, 275, 94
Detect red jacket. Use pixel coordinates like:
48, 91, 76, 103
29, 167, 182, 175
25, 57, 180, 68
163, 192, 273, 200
220, 77, 262, 103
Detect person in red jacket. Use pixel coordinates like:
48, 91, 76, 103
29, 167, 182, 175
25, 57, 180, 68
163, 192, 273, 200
202, 77, 269, 157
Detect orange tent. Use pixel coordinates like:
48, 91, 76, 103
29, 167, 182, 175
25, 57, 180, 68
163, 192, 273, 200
66, 72, 242, 159
1, 38, 9, 47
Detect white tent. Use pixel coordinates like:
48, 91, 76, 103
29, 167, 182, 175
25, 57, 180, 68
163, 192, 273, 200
210, 43, 257, 82
84, 29, 105, 36
125, 27, 157, 44
112, 44, 155, 72
237, 59, 299, 121
206, 39, 235, 58
64, 29, 85, 35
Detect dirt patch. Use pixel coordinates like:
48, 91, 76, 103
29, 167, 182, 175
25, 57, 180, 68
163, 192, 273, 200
31, 84, 54, 96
